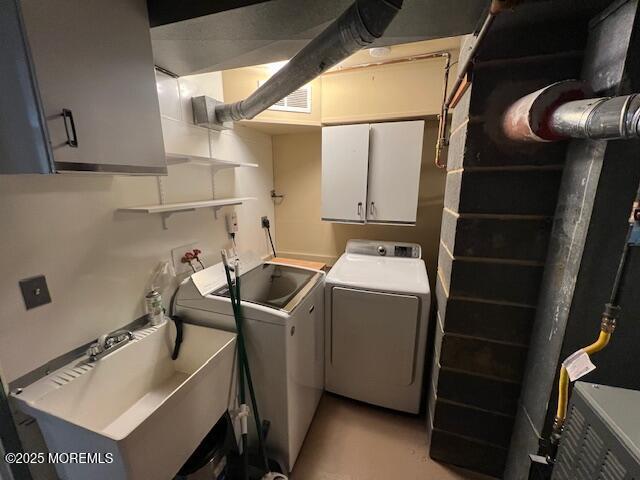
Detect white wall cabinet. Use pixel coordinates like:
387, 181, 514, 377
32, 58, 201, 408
321, 120, 424, 225
321, 124, 371, 223
2, 0, 166, 175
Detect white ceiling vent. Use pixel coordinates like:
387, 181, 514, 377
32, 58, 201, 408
258, 80, 311, 113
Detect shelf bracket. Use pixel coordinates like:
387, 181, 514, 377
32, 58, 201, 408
160, 208, 196, 230
211, 164, 217, 200
156, 176, 167, 205
213, 205, 225, 220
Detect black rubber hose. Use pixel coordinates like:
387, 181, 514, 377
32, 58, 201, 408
168, 287, 184, 360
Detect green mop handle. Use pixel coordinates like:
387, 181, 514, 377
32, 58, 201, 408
222, 255, 249, 480
221, 251, 270, 474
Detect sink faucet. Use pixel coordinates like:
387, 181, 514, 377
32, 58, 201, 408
86, 330, 134, 362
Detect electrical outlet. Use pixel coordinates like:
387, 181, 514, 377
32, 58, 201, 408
261, 216, 270, 229
226, 212, 239, 235
19, 275, 51, 310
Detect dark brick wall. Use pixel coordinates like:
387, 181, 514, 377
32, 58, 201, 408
505, 2, 640, 478
428, 26, 586, 477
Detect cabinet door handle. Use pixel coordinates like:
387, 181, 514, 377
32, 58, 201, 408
370, 201, 375, 215
357, 201, 362, 216
61, 109, 78, 148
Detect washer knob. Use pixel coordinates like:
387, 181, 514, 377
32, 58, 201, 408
377, 245, 387, 256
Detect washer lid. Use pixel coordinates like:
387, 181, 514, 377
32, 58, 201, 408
326, 252, 430, 295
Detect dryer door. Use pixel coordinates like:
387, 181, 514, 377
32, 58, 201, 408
330, 287, 419, 387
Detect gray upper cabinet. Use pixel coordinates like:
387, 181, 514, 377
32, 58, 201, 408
321, 120, 424, 225
0, 0, 166, 174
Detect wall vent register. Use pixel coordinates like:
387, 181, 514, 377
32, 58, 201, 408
258, 80, 311, 113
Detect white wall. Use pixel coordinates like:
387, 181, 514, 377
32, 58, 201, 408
272, 122, 446, 293
0, 71, 275, 385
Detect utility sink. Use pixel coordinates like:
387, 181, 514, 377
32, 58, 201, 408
12, 321, 236, 480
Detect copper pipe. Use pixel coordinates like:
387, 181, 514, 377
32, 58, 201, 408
324, 50, 450, 74
435, 53, 452, 168
434, 5, 501, 168
323, 50, 453, 169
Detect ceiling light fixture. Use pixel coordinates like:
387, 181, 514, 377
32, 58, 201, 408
368, 47, 391, 57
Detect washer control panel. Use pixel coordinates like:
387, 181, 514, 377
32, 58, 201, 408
346, 239, 421, 258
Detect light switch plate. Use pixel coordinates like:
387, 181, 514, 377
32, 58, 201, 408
19, 275, 51, 310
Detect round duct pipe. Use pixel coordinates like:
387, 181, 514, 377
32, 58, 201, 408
214, 0, 403, 123
550, 94, 640, 140
502, 80, 640, 142
501, 80, 591, 142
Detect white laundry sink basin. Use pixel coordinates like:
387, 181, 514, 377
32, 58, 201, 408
12, 321, 236, 480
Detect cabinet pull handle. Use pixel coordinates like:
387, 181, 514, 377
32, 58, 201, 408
357, 201, 362, 216
61, 109, 78, 148
370, 201, 375, 215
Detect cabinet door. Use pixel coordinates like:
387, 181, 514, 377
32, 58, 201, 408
321, 124, 370, 223
20, 0, 166, 174
367, 120, 424, 224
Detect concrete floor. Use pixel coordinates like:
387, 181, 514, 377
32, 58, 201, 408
290, 394, 494, 480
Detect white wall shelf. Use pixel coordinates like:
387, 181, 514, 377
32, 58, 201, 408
119, 197, 256, 229
165, 152, 258, 170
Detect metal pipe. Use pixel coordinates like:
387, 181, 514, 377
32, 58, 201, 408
503, 84, 640, 142
435, 53, 452, 168
445, 11, 496, 109
549, 94, 640, 140
502, 80, 591, 142
548, 184, 640, 463
434, 0, 513, 168
324, 50, 450, 74
214, 0, 403, 123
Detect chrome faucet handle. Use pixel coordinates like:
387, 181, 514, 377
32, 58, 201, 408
86, 342, 102, 357
97, 333, 109, 349
106, 330, 134, 343
87, 330, 134, 361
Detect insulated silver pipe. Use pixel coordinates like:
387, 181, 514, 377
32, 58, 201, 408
549, 94, 640, 140
214, 0, 403, 122
502, 80, 640, 142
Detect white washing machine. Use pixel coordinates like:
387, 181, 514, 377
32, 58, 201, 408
325, 239, 431, 414
175, 252, 325, 472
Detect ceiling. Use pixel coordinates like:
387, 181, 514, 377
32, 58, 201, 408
150, 0, 488, 76
147, 0, 271, 28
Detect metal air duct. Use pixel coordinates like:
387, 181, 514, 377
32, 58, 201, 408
502, 80, 640, 142
212, 0, 403, 124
